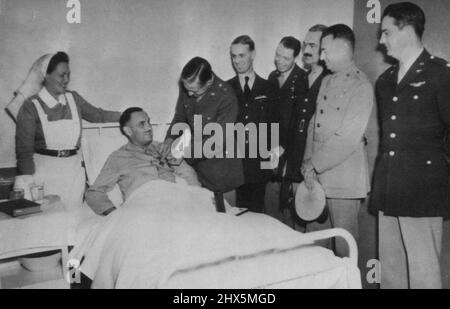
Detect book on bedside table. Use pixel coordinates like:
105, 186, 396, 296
0, 199, 42, 217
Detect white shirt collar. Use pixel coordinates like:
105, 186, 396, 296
238, 71, 256, 91
38, 87, 67, 108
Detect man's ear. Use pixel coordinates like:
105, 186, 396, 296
123, 126, 133, 138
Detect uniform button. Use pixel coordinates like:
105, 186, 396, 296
389, 151, 395, 157
390, 133, 396, 139
303, 109, 307, 113
320, 109, 324, 114
427, 161, 432, 165
317, 124, 321, 128
447, 63, 450, 68
391, 115, 397, 120
430, 56, 435, 59
245, 116, 249, 120
393, 96, 398, 102
299, 130, 304, 133
219, 84, 222, 87
211, 93, 215, 96
245, 104, 248, 107
413, 95, 419, 100
304, 98, 309, 102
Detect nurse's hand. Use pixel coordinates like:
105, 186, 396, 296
158, 138, 174, 159
13, 175, 35, 200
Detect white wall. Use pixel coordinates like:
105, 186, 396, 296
0, 0, 354, 168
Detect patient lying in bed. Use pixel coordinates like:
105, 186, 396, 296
85, 107, 200, 216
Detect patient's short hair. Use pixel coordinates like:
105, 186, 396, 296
120, 107, 144, 137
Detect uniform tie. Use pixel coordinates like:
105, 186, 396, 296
244, 76, 251, 98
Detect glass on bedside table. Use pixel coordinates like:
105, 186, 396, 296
9, 188, 25, 200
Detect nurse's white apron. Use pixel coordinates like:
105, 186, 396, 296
32, 93, 85, 211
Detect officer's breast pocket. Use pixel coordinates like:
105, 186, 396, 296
325, 95, 347, 114
254, 95, 270, 112
405, 83, 435, 118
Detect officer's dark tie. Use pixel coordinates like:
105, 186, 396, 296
244, 76, 251, 98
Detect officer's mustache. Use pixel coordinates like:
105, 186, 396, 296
303, 53, 313, 58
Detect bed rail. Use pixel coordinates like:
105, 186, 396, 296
302, 228, 358, 266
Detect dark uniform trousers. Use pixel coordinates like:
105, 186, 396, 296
371, 50, 450, 289
266, 65, 310, 222
227, 75, 278, 213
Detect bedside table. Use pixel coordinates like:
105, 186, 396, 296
0, 202, 72, 289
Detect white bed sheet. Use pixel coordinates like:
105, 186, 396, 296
69, 180, 361, 289
164, 241, 360, 289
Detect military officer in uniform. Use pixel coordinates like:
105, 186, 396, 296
227, 35, 278, 213
160, 57, 244, 204
268, 36, 309, 156
266, 37, 309, 221
283, 25, 332, 238
302, 24, 374, 257
371, 2, 450, 289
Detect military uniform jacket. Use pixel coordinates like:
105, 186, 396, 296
268, 64, 309, 149
304, 64, 373, 199
284, 69, 329, 182
227, 74, 277, 184
166, 75, 244, 193
371, 50, 450, 218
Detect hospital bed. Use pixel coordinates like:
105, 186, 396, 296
0, 123, 361, 289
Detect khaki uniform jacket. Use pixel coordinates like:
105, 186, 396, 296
304, 64, 374, 199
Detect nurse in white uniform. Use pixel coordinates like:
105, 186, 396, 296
14, 52, 121, 210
